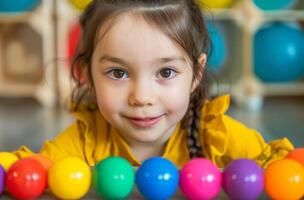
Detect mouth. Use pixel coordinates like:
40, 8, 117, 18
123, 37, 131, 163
125, 115, 164, 128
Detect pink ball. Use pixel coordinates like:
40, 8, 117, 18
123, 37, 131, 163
179, 158, 222, 200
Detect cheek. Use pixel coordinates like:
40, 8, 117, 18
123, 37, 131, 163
95, 85, 125, 115
162, 82, 191, 116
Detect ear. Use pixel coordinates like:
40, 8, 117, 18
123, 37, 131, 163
191, 53, 207, 92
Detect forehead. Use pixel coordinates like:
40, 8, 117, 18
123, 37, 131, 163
94, 13, 189, 63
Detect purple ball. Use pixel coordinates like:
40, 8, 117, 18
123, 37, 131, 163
0, 165, 5, 194
222, 159, 264, 200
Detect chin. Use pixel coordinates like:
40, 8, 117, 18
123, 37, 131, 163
131, 133, 162, 144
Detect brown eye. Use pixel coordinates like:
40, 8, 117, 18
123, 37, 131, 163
107, 69, 128, 80
159, 68, 176, 79
113, 69, 125, 78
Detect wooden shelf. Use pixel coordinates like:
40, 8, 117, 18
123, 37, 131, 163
262, 82, 304, 96
0, 12, 35, 23
262, 10, 304, 21
204, 9, 243, 21
0, 81, 38, 97
203, 0, 304, 110
0, 0, 57, 107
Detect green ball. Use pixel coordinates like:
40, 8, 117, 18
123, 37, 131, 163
93, 157, 135, 199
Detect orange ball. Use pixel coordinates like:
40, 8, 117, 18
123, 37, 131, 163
28, 154, 52, 172
264, 159, 304, 200
287, 148, 304, 166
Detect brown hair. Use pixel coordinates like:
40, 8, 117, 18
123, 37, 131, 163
71, 0, 211, 158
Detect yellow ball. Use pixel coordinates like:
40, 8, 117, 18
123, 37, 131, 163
48, 157, 91, 199
196, 0, 233, 9
0, 152, 19, 171
68, 0, 92, 11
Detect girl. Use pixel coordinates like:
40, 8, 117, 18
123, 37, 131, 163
14, 0, 293, 169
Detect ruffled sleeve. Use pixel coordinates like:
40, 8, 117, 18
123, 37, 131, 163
199, 95, 294, 169
12, 146, 34, 159
37, 104, 100, 166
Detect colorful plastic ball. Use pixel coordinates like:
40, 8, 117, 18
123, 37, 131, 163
136, 157, 179, 200
254, 22, 304, 82
264, 158, 304, 200
286, 148, 304, 165
28, 154, 53, 188
179, 158, 222, 200
0, 0, 40, 12
207, 22, 227, 72
5, 158, 47, 199
93, 157, 135, 199
28, 154, 52, 172
68, 0, 92, 11
222, 159, 264, 200
196, 0, 234, 9
253, 0, 297, 10
0, 152, 19, 171
0, 165, 4, 194
48, 156, 91, 199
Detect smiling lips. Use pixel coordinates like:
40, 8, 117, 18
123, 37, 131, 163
126, 115, 163, 128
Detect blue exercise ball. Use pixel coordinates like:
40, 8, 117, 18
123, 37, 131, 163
136, 157, 179, 200
207, 22, 227, 72
254, 23, 304, 82
0, 0, 40, 12
253, 0, 297, 10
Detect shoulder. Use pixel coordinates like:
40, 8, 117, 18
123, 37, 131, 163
52, 103, 107, 143
201, 95, 230, 119
69, 103, 99, 123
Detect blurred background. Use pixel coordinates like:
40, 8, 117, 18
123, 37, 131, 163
0, 0, 303, 152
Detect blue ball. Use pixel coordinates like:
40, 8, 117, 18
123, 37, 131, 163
136, 157, 179, 200
254, 23, 304, 82
0, 0, 40, 12
253, 0, 297, 10
207, 22, 227, 72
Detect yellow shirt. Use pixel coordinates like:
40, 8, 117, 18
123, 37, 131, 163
13, 95, 293, 169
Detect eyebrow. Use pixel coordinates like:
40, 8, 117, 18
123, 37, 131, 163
99, 54, 187, 66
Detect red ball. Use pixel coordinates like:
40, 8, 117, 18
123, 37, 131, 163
286, 148, 304, 165
5, 158, 47, 199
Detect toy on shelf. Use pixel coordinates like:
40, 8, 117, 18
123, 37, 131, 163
0, 0, 40, 13
196, 0, 235, 9
253, 0, 297, 11
207, 21, 227, 72
67, 0, 92, 11
254, 22, 304, 82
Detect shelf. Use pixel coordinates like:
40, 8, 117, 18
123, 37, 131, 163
0, 81, 39, 97
0, 12, 34, 23
262, 82, 304, 96
204, 9, 243, 21
262, 10, 304, 21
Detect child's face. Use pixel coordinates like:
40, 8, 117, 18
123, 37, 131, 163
91, 13, 196, 145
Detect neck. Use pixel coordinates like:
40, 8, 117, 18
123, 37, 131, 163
131, 142, 166, 163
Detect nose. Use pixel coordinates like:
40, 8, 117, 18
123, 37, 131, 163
128, 80, 156, 107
